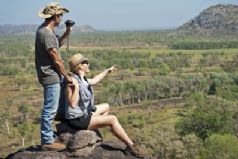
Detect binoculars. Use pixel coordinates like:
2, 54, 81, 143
65, 20, 75, 26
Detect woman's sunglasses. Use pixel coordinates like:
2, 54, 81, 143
81, 60, 89, 65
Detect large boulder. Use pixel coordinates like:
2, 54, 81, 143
56, 122, 103, 157
65, 130, 102, 157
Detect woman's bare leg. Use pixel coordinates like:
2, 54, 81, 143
93, 103, 110, 116
88, 115, 133, 146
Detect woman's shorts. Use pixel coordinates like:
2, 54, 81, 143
67, 114, 92, 130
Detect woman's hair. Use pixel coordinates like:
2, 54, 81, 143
72, 64, 82, 73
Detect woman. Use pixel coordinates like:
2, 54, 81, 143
65, 53, 144, 158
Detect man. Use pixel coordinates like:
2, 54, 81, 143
35, 2, 73, 151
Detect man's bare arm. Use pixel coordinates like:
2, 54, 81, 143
59, 26, 71, 47
48, 48, 72, 82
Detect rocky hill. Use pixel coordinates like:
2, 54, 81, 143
176, 4, 238, 35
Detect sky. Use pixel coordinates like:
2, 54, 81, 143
1, 0, 238, 30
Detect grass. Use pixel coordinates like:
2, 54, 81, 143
100, 103, 183, 142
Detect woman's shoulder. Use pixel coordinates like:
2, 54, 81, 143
69, 74, 82, 86
67, 73, 77, 80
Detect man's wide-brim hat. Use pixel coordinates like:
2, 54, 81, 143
38, 2, 69, 18
69, 53, 88, 71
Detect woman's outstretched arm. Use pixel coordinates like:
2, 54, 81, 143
88, 65, 117, 85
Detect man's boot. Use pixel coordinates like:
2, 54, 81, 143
41, 142, 66, 151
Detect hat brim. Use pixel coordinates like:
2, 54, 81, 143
70, 58, 89, 71
38, 7, 69, 18
56, 8, 69, 14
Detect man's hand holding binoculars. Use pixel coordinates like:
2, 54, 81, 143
64, 20, 75, 51
65, 20, 75, 33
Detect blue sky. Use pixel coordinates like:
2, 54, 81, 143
1, 0, 238, 30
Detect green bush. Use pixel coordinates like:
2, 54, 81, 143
200, 134, 238, 159
175, 97, 234, 141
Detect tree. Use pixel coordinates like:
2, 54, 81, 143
200, 134, 238, 159
184, 92, 206, 107
18, 104, 29, 123
17, 123, 29, 147
0, 112, 10, 134
175, 97, 234, 141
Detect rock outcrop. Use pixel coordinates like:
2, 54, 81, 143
5, 142, 140, 159
5, 122, 146, 159
176, 4, 238, 35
